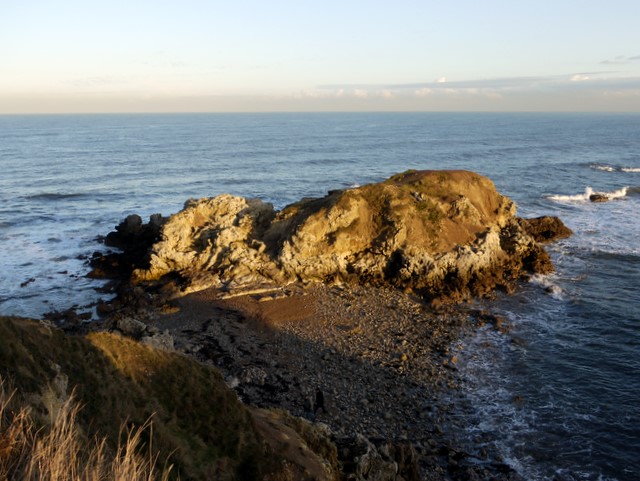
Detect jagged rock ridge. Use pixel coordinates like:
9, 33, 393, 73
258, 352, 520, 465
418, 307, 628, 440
102, 170, 570, 303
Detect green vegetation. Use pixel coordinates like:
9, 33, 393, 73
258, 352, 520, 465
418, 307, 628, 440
0, 316, 269, 480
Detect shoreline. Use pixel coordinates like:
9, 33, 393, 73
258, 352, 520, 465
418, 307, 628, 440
129, 281, 521, 479
79, 169, 574, 479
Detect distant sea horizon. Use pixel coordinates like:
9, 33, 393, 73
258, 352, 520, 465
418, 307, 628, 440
3, 109, 640, 116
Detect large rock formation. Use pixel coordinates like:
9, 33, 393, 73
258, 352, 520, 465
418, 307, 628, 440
96, 170, 571, 303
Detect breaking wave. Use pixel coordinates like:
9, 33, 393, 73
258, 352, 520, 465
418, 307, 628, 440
529, 274, 564, 299
591, 164, 640, 173
548, 186, 628, 203
591, 164, 617, 172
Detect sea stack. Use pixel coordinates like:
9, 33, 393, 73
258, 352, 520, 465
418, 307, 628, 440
96, 170, 571, 304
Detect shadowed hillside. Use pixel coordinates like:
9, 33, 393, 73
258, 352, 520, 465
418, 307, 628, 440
0, 316, 338, 481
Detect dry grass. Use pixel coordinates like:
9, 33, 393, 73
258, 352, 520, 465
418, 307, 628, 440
0, 378, 173, 481
1, 316, 339, 479
0, 316, 273, 480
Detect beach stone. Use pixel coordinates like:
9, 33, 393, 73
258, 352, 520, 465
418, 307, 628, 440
241, 366, 268, 386
115, 317, 147, 338
336, 434, 398, 481
141, 330, 175, 351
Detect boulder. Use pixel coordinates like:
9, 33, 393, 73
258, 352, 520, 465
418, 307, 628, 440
89, 213, 165, 280
336, 434, 399, 481
99, 170, 571, 303
140, 330, 175, 351
518, 216, 573, 243
115, 317, 147, 338
589, 193, 609, 203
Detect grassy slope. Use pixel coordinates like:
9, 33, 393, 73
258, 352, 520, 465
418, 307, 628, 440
0, 316, 269, 480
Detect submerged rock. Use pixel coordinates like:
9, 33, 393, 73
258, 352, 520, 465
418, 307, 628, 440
96, 170, 570, 304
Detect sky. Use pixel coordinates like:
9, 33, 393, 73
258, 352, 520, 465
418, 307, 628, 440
1, 0, 640, 113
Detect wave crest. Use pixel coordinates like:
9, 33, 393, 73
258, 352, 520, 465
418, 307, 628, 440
591, 164, 616, 172
548, 186, 628, 203
591, 164, 640, 173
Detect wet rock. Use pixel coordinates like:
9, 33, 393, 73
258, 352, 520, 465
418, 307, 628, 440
43, 308, 92, 329
518, 216, 573, 243
88, 213, 165, 283
589, 193, 609, 203
20, 277, 36, 287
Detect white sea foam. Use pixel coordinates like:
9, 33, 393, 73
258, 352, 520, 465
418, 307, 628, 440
590, 164, 640, 174
591, 164, 616, 172
529, 274, 564, 299
548, 186, 628, 203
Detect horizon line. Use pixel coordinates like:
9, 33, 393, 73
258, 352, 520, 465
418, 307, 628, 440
2, 109, 639, 116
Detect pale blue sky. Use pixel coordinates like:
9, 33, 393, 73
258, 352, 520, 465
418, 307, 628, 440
1, 0, 640, 112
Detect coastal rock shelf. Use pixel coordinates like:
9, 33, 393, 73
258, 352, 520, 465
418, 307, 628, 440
93, 170, 570, 304
80, 169, 574, 480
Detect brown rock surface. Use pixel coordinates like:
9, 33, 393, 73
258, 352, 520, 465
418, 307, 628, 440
518, 216, 573, 243
109, 170, 567, 304
87, 170, 550, 479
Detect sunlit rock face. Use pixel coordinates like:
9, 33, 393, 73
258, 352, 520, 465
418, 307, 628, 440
111, 170, 569, 303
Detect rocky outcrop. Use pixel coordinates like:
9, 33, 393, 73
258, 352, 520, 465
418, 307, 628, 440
96, 170, 570, 303
589, 193, 609, 202
518, 216, 573, 243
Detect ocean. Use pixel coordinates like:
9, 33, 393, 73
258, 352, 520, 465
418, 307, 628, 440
0, 112, 638, 480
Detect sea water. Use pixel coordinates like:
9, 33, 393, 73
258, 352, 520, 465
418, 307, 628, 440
1, 112, 638, 480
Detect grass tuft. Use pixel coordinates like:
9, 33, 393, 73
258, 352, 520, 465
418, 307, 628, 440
0, 377, 173, 481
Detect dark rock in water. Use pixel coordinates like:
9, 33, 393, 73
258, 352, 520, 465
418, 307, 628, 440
518, 216, 573, 243
20, 277, 36, 287
88, 213, 166, 288
104, 213, 164, 252
589, 193, 609, 202
43, 307, 92, 331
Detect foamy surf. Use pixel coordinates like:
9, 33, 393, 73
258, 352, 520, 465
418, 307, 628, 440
548, 186, 628, 203
529, 274, 564, 299
590, 164, 640, 173
591, 164, 617, 172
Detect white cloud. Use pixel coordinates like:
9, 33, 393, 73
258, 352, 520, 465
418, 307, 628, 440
414, 88, 433, 97
570, 74, 590, 82
312, 73, 640, 109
